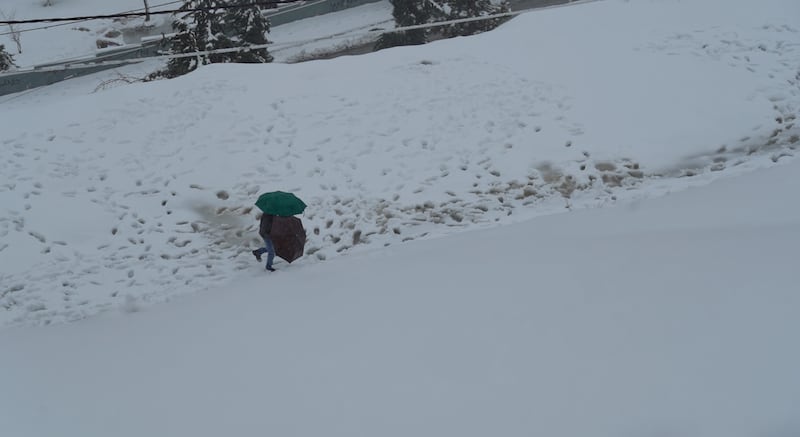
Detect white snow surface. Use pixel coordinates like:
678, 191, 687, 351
1, 0, 800, 434
2, 157, 800, 437
2, 0, 798, 328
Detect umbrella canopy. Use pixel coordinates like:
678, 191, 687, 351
255, 191, 307, 217
271, 216, 306, 263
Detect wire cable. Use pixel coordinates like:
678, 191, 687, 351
0, 9, 525, 74
0, 1, 184, 37
1, 0, 304, 25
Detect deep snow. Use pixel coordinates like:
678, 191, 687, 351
1, 0, 798, 327
1, 146, 799, 437
1, 0, 800, 435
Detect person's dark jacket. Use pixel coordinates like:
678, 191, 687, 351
259, 214, 274, 239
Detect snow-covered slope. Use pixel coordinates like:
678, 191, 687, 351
1, 0, 799, 434
1, 0, 798, 327
1, 144, 798, 437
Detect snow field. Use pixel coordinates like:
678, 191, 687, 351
1, 0, 799, 327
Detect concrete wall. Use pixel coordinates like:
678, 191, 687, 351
1, 65, 118, 96
0, 39, 167, 97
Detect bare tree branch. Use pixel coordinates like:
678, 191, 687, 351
93, 72, 146, 93
0, 9, 22, 53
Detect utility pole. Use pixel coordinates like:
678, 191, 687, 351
143, 0, 151, 21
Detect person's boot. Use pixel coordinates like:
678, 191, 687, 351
252, 250, 262, 262
266, 266, 276, 272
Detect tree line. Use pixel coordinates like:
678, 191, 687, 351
151, 0, 508, 78
0, 0, 508, 75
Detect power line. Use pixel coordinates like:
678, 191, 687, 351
0, 1, 301, 25
1, 9, 527, 75
0, 1, 183, 37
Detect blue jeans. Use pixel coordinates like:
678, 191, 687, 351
254, 236, 275, 268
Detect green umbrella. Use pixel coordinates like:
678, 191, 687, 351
255, 191, 307, 217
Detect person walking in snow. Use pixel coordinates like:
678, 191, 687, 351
252, 213, 276, 271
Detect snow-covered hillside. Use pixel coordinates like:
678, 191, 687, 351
1, 0, 798, 327
1, 0, 800, 435
1, 125, 799, 437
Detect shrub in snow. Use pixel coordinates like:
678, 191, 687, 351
0, 44, 16, 71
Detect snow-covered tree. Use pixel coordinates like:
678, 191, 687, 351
0, 44, 16, 71
377, 0, 509, 50
152, 0, 272, 79
375, 0, 446, 50
153, 19, 198, 79
152, 0, 227, 78
442, 0, 510, 38
226, 0, 272, 63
